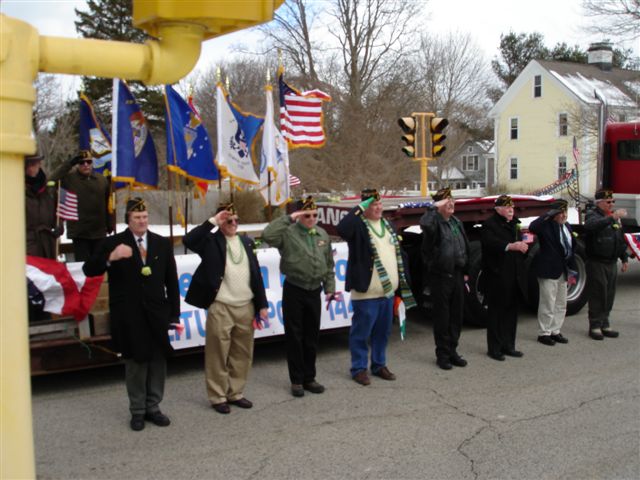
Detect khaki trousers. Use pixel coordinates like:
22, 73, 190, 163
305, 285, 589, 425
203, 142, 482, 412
537, 276, 567, 336
205, 301, 255, 405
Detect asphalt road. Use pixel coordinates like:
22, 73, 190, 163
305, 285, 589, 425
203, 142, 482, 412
32, 261, 640, 480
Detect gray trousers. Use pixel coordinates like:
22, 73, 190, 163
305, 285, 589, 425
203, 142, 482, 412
124, 351, 167, 415
586, 260, 618, 330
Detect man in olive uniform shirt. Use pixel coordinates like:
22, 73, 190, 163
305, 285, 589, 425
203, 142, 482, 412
263, 197, 336, 397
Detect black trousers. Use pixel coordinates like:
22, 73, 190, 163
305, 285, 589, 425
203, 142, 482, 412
72, 238, 104, 262
485, 274, 519, 355
282, 281, 322, 385
429, 270, 464, 360
586, 259, 618, 329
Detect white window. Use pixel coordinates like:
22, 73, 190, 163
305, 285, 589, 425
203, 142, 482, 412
558, 114, 568, 136
462, 155, 479, 171
558, 156, 567, 178
510, 158, 518, 180
534, 75, 542, 97
510, 118, 518, 140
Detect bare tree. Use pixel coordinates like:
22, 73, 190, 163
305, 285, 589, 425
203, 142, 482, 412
582, 0, 640, 41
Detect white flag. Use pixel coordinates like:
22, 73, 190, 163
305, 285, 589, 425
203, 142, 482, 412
216, 83, 260, 186
259, 85, 290, 205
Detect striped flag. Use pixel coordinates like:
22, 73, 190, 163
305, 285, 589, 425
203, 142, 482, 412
57, 187, 79, 221
572, 136, 580, 166
625, 233, 640, 260
278, 67, 331, 149
289, 174, 301, 187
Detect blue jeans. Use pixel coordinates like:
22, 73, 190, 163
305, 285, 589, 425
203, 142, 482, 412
349, 297, 394, 376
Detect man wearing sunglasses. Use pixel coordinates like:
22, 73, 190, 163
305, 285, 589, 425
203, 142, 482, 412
584, 189, 629, 340
51, 150, 111, 261
183, 203, 268, 414
263, 196, 336, 398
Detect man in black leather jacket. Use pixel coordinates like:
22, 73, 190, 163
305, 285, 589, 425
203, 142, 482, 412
420, 187, 471, 370
584, 190, 629, 340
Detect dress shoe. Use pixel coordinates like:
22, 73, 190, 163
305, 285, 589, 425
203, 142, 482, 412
602, 328, 619, 338
130, 414, 145, 431
503, 349, 524, 358
487, 352, 505, 361
550, 333, 568, 344
291, 384, 305, 397
450, 353, 468, 367
212, 402, 231, 414
436, 358, 453, 370
537, 335, 556, 346
144, 410, 170, 426
589, 329, 604, 340
303, 381, 325, 394
373, 366, 396, 380
353, 370, 371, 386
229, 398, 253, 409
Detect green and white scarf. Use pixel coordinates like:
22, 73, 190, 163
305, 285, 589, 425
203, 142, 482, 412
361, 217, 416, 309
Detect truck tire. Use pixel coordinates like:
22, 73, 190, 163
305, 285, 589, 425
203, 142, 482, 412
464, 241, 488, 327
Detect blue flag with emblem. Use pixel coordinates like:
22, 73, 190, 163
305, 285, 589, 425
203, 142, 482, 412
164, 85, 218, 182
112, 79, 158, 188
79, 93, 112, 177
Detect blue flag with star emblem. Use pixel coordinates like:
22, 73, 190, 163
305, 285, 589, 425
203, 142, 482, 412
164, 85, 218, 182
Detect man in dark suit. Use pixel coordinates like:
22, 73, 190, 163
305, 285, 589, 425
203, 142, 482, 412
183, 203, 268, 414
481, 195, 529, 361
83, 198, 180, 431
529, 199, 576, 346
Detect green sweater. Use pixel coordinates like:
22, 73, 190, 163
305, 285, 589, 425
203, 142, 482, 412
262, 215, 335, 293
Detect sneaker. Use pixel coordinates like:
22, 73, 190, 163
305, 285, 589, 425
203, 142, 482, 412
537, 335, 556, 346
130, 414, 145, 431
353, 370, 371, 386
303, 381, 325, 394
550, 333, 568, 344
589, 329, 604, 340
602, 328, 619, 338
436, 358, 453, 370
450, 353, 468, 367
212, 402, 231, 414
144, 410, 171, 426
291, 384, 305, 397
229, 398, 253, 409
373, 366, 396, 381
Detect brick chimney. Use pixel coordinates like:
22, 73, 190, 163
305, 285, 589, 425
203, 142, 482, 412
588, 41, 614, 71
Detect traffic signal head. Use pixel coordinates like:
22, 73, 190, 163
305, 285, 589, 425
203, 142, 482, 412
398, 116, 417, 157
430, 117, 448, 157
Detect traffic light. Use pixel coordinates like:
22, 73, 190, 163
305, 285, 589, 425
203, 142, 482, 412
398, 116, 417, 157
430, 117, 448, 157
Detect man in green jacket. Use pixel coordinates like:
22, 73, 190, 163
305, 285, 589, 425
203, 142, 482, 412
263, 197, 336, 398
51, 152, 111, 262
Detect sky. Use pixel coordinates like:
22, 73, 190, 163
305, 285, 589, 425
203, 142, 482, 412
1, 0, 637, 97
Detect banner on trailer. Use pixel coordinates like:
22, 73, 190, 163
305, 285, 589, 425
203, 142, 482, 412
169, 243, 353, 349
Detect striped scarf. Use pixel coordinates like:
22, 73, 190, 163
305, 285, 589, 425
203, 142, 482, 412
361, 217, 416, 309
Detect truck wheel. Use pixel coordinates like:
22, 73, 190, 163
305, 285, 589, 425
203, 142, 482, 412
464, 241, 488, 327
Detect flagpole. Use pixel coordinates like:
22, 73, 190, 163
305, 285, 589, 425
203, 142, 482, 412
55, 181, 62, 260
266, 67, 273, 221
183, 195, 189, 254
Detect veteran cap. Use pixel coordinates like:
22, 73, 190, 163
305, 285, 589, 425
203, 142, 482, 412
595, 189, 614, 200
216, 202, 237, 215
495, 194, 514, 207
361, 188, 381, 202
432, 187, 453, 202
299, 196, 317, 211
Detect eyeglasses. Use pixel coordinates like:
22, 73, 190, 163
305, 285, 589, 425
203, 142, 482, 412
79, 160, 93, 165
225, 218, 239, 225
304, 213, 318, 219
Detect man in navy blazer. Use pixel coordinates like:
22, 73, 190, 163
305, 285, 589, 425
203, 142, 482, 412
529, 199, 577, 346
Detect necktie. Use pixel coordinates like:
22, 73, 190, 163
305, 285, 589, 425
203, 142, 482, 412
137, 237, 147, 263
560, 225, 571, 257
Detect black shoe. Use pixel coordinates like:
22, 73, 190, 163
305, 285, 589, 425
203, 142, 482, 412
550, 333, 568, 344
589, 329, 604, 340
487, 352, 505, 361
212, 402, 231, 414
537, 335, 556, 346
602, 329, 619, 338
130, 414, 145, 431
303, 381, 325, 394
450, 354, 468, 367
503, 349, 524, 358
436, 358, 453, 370
229, 398, 253, 409
144, 410, 171, 426
291, 384, 305, 397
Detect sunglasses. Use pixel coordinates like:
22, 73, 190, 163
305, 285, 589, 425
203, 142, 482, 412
605, 200, 615, 204
79, 160, 93, 165
304, 213, 318, 219
225, 218, 239, 225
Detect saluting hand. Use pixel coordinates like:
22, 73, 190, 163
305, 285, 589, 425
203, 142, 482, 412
109, 243, 133, 262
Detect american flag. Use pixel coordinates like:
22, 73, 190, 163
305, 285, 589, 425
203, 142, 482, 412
572, 136, 580, 166
57, 187, 79, 221
278, 68, 331, 149
289, 174, 301, 187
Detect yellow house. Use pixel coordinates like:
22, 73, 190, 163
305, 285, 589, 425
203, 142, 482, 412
488, 44, 639, 196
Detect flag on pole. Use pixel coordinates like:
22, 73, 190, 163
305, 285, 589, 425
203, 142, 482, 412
187, 93, 211, 197
215, 83, 264, 187
164, 85, 218, 184
57, 187, 79, 221
289, 174, 301, 187
572, 136, 580, 166
79, 94, 112, 176
112, 79, 158, 188
259, 85, 291, 206
278, 66, 331, 149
